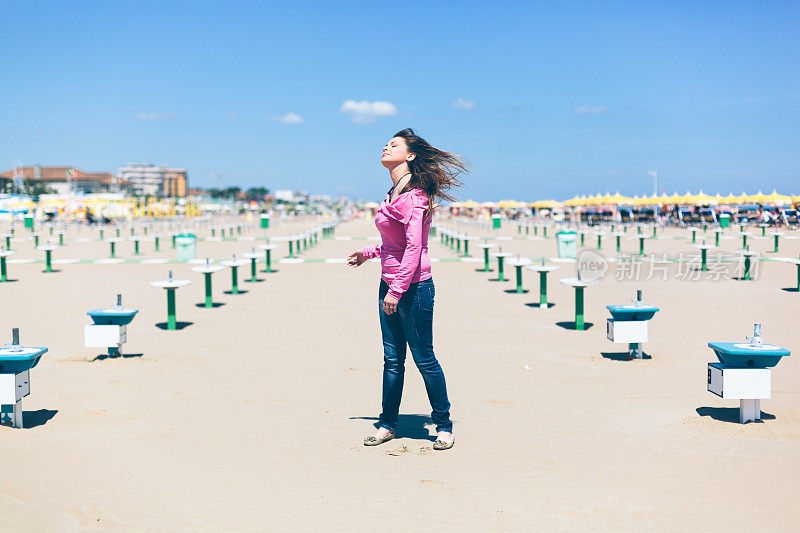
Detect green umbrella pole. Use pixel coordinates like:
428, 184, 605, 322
616, 235, 621, 253
653, 226, 657, 238
116, 228, 120, 237
692, 230, 696, 243
534, 226, 538, 236
575, 286, 585, 330
59, 233, 64, 246
211, 228, 216, 237
539, 272, 548, 306
715, 232, 720, 247
515, 266, 524, 293
134, 240, 140, 255
204, 273, 214, 308
110, 242, 116, 258
1, 256, 7, 282
265, 250, 272, 273
580, 233, 585, 246
639, 238, 645, 256
463, 240, 470, 257
44, 250, 52, 272
597, 235, 602, 250
130, 227, 135, 236
761, 226, 766, 236
99, 229, 104, 240
166, 288, 177, 330
701, 248, 708, 272
155, 237, 160, 252
456, 238, 461, 254
249, 258, 258, 282
497, 257, 507, 281
525, 226, 529, 235
289, 241, 294, 258
34, 235, 39, 247
543, 227, 547, 239
49, 226, 54, 235
5, 236, 11, 249
517, 225, 521, 234
742, 235, 747, 250
483, 249, 491, 272
743, 256, 751, 281
172, 235, 177, 249
231, 267, 239, 294
774, 235, 779, 253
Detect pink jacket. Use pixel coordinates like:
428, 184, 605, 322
362, 187, 433, 300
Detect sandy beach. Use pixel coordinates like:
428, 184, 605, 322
1, 215, 798, 531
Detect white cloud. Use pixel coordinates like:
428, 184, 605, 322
271, 112, 305, 124
137, 112, 176, 121
574, 105, 609, 115
452, 98, 476, 111
340, 100, 397, 124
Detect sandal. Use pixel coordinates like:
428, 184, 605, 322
433, 435, 454, 450
363, 430, 395, 446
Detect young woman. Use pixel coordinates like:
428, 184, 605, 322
347, 128, 467, 451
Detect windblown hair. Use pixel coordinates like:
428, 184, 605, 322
392, 128, 468, 220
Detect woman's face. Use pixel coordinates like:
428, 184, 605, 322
381, 137, 414, 168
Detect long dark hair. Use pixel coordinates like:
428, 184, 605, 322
392, 128, 468, 220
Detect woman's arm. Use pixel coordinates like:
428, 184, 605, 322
387, 205, 425, 300
361, 243, 381, 259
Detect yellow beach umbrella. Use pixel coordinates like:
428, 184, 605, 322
764, 190, 791, 205
530, 199, 562, 208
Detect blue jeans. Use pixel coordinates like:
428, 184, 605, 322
377, 277, 452, 433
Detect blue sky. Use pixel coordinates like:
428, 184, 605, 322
1, 1, 798, 201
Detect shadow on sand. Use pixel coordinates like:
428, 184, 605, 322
155, 321, 193, 330
20, 409, 58, 429
350, 414, 437, 441
524, 302, 556, 309
90, 352, 144, 362
556, 321, 594, 330
195, 302, 225, 308
696, 406, 775, 424
601, 352, 652, 361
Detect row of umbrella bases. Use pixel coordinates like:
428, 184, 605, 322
0, 220, 341, 283
434, 222, 800, 329
148, 222, 341, 330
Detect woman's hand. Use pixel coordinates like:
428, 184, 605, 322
382, 294, 399, 315
347, 250, 367, 268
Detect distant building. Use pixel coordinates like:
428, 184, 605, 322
0, 165, 122, 194
274, 189, 309, 203
117, 162, 188, 197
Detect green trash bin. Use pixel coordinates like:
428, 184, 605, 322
492, 214, 502, 229
719, 213, 730, 228
24, 215, 34, 229
260, 214, 270, 229
175, 234, 197, 261
556, 230, 578, 259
